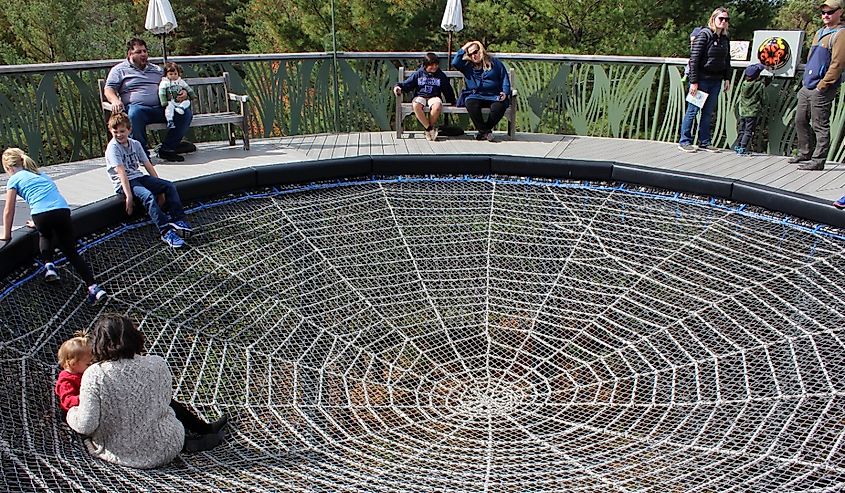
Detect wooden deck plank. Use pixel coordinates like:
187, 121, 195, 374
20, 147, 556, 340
404, 134, 425, 156
544, 136, 575, 158
345, 132, 360, 158
312, 134, 331, 161
370, 132, 385, 156
692, 153, 771, 176
683, 151, 751, 174
331, 133, 349, 159
786, 165, 845, 196
436, 133, 463, 154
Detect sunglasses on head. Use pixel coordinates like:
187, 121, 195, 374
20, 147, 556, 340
822, 7, 840, 15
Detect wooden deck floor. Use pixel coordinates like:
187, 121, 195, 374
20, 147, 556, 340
3, 132, 845, 230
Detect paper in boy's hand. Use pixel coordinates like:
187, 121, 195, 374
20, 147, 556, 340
686, 90, 709, 108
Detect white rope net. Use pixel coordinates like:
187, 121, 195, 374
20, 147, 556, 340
2, 176, 845, 492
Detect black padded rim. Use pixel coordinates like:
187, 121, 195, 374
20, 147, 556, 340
2, 155, 843, 280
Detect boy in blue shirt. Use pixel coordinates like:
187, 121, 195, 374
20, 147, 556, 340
104, 113, 192, 248
393, 53, 456, 141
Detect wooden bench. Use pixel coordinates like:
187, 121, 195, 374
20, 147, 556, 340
395, 67, 517, 139
98, 72, 250, 150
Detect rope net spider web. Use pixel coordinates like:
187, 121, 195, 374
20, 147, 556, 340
2, 176, 845, 492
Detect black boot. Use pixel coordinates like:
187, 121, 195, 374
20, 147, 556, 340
183, 432, 223, 453
209, 415, 229, 434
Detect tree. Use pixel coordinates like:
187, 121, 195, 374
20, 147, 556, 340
168, 0, 249, 56
0, 0, 142, 63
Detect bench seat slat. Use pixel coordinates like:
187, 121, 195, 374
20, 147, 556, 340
146, 112, 244, 130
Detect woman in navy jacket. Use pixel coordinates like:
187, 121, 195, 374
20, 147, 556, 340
452, 41, 511, 141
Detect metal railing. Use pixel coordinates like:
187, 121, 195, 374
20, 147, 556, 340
0, 52, 831, 167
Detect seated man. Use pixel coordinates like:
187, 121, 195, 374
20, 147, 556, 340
103, 38, 194, 162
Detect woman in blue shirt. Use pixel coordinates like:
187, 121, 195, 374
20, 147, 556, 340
2, 148, 106, 303
452, 41, 512, 141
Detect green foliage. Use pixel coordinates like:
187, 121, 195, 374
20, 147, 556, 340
0, 0, 806, 63
168, 0, 248, 56
0, 0, 142, 63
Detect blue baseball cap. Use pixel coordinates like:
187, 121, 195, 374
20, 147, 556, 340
744, 63, 766, 79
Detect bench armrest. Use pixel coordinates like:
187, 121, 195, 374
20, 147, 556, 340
228, 93, 249, 103
101, 101, 113, 112
511, 89, 518, 97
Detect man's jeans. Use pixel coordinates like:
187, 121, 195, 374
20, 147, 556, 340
127, 104, 193, 156
679, 78, 722, 147
795, 85, 837, 160
122, 175, 186, 233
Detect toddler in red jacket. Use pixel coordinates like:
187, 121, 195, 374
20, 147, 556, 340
55, 331, 92, 411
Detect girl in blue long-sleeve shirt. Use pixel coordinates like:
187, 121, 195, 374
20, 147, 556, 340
452, 41, 511, 141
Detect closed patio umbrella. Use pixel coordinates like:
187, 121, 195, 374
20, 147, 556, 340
145, 0, 178, 61
441, 0, 464, 68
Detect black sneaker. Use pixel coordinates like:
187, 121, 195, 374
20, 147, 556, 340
787, 155, 811, 164
158, 149, 185, 162
697, 145, 721, 153
175, 141, 197, 154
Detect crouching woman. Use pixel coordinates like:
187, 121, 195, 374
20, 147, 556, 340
67, 313, 225, 468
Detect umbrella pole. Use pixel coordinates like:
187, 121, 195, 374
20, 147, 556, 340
162, 34, 167, 63
445, 31, 453, 129
448, 32, 453, 69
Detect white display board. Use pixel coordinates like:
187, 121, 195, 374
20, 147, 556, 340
730, 41, 750, 61
750, 30, 805, 78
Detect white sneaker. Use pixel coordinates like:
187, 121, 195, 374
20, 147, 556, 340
87, 284, 107, 305
424, 129, 433, 141
431, 128, 439, 141
44, 263, 60, 282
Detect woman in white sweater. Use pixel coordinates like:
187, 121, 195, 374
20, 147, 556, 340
67, 313, 227, 468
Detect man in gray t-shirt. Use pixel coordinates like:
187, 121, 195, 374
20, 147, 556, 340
104, 38, 193, 162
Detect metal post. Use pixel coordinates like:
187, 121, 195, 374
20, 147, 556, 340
330, 0, 340, 132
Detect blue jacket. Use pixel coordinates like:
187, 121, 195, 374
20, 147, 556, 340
804, 27, 845, 91
451, 49, 511, 106
396, 66, 456, 103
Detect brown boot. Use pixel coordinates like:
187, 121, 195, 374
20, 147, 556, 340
797, 159, 825, 171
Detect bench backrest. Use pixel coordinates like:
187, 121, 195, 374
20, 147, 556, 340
98, 72, 235, 114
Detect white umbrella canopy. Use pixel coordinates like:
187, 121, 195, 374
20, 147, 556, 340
440, 0, 464, 33
441, 0, 464, 67
145, 0, 178, 60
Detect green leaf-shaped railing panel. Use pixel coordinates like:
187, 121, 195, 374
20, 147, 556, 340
0, 54, 835, 166
567, 65, 603, 136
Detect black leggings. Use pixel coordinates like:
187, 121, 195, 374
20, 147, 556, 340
31, 209, 95, 285
465, 99, 508, 133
